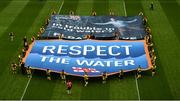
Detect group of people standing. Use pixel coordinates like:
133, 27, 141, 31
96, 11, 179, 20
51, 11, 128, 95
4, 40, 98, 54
9, 7, 157, 95
140, 11, 156, 77
10, 35, 30, 75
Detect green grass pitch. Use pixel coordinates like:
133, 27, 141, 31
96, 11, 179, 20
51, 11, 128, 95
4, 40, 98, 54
0, 0, 180, 100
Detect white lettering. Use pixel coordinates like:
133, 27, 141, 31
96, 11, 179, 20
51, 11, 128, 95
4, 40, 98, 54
97, 46, 107, 56
93, 61, 104, 67
103, 61, 113, 67
41, 56, 48, 62
115, 61, 123, 66
61, 58, 70, 64
76, 60, 94, 66
121, 45, 132, 55
109, 46, 121, 56
83, 45, 95, 55
124, 60, 135, 66
69, 45, 81, 55
57, 45, 68, 55
42, 46, 55, 54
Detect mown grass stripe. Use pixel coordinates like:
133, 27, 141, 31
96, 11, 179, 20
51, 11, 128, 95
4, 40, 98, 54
109, 76, 139, 100
144, 0, 180, 99
23, 76, 58, 100
0, 0, 29, 37
50, 78, 82, 100
0, 0, 46, 75
0, 0, 179, 100
125, 0, 174, 99
0, 0, 47, 99
177, 0, 180, 5
22, 0, 82, 100
158, 0, 180, 40
93, 0, 109, 15
141, 0, 178, 99
124, 0, 144, 100
80, 78, 110, 100
124, 0, 144, 16
109, 0, 140, 100
76, 0, 93, 15
20, 1, 62, 100
79, 0, 109, 100
109, 0, 125, 16
59, 0, 79, 15
51, 2, 86, 100
0, 0, 12, 13
25, 0, 61, 39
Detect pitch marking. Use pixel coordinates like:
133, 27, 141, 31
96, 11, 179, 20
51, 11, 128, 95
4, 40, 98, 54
20, 77, 32, 101
58, 0, 64, 14
123, 0, 127, 16
135, 75, 141, 101
122, 0, 141, 100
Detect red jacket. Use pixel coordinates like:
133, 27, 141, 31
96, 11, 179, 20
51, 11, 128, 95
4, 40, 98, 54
67, 81, 72, 88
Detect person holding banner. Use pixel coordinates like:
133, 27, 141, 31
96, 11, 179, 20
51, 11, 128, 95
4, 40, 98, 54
138, 12, 144, 16
102, 71, 108, 84
109, 9, 115, 16
23, 36, 27, 46
114, 32, 120, 40
92, 11, 97, 16
84, 72, 89, 87
60, 70, 67, 83
18, 54, 22, 66
45, 18, 50, 26
66, 80, 72, 95
85, 35, 91, 39
69, 10, 74, 15
40, 26, 45, 34
26, 66, 32, 78
143, 16, 148, 26
136, 66, 142, 79
151, 55, 157, 66
144, 35, 148, 44
119, 69, 124, 80
22, 48, 26, 57
46, 69, 51, 80
151, 65, 156, 77
20, 62, 26, 75
148, 42, 153, 51
23, 36, 29, 51
90, 33, 95, 39
58, 33, 62, 39
24, 42, 29, 51
150, 49, 155, 60
52, 10, 56, 15
146, 27, 151, 35
31, 36, 35, 43
37, 34, 40, 40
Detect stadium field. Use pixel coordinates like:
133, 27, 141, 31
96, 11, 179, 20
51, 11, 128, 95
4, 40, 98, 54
0, 0, 180, 100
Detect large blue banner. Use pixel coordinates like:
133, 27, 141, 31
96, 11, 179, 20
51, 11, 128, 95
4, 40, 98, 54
41, 15, 146, 40
24, 40, 152, 77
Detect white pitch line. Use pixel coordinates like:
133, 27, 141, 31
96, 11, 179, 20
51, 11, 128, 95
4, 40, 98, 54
20, 77, 32, 101
20, 1, 63, 100
58, 0, 64, 14
123, 0, 127, 16
135, 75, 141, 101
122, 1, 140, 100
